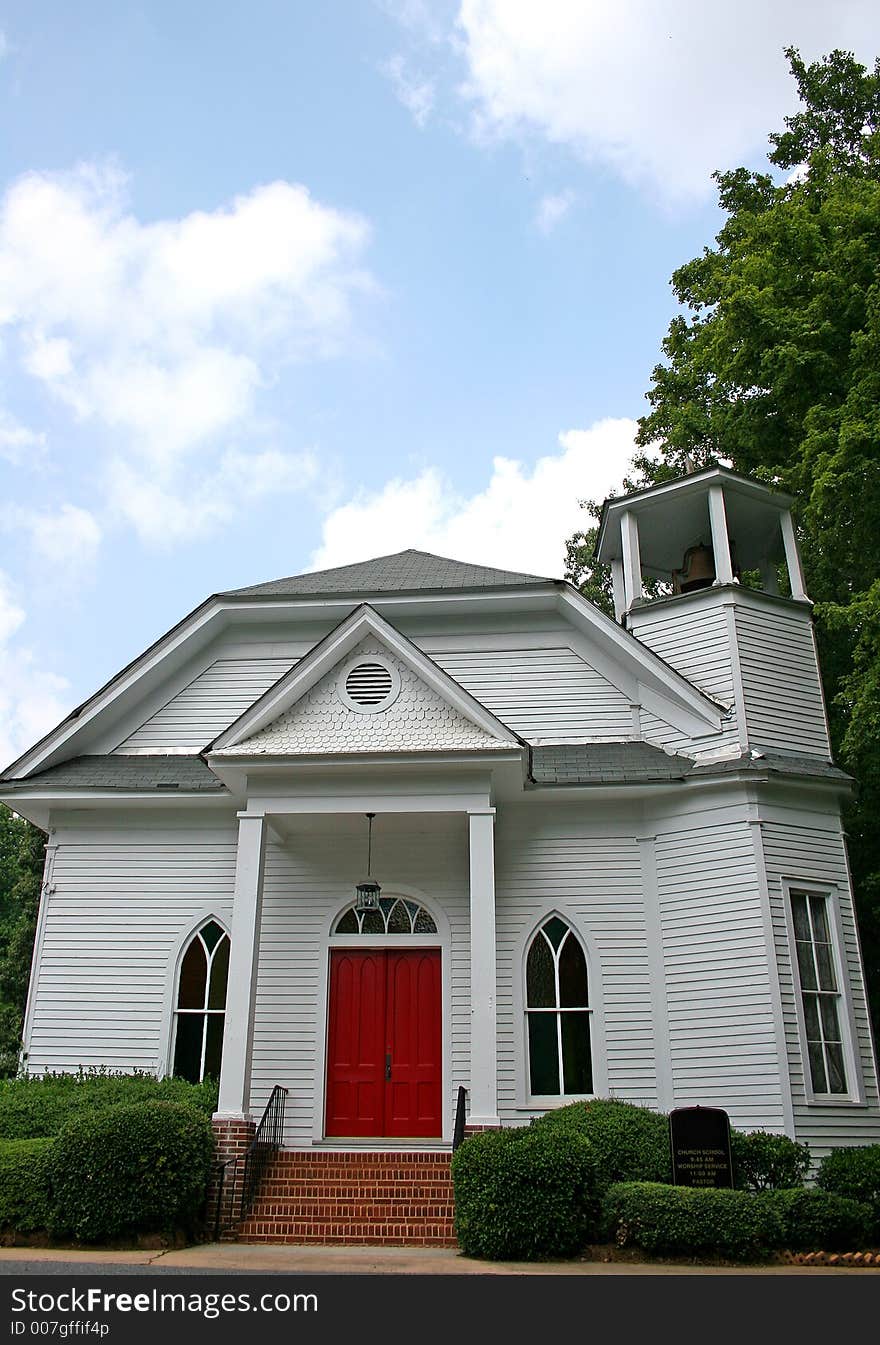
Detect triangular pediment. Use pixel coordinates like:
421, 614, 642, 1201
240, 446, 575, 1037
209, 606, 520, 757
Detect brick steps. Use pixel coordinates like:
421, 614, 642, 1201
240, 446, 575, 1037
236, 1149, 456, 1246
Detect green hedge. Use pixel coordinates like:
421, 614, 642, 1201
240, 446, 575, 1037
530, 1099, 672, 1186
730, 1130, 811, 1192
816, 1145, 880, 1241
0, 1138, 54, 1233
603, 1182, 783, 1261
761, 1188, 870, 1251
0, 1071, 218, 1140
452, 1126, 600, 1260
48, 1101, 214, 1243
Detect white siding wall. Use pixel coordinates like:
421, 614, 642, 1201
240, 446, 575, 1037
494, 803, 659, 1118
761, 811, 880, 1156
432, 648, 634, 739
25, 812, 238, 1073
251, 815, 471, 1145
653, 801, 787, 1130
117, 658, 294, 752
630, 603, 737, 708
735, 606, 830, 757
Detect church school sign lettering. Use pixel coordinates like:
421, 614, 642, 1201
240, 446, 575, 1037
669, 1106, 734, 1188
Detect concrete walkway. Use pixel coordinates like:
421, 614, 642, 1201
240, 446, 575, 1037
0, 1244, 873, 1275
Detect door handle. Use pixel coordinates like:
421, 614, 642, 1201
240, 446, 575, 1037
385, 1052, 392, 1080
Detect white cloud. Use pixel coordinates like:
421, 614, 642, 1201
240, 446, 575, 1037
0, 572, 70, 770
536, 190, 574, 234
24, 503, 102, 571
0, 571, 25, 642
0, 161, 374, 542
453, 0, 880, 199
0, 409, 45, 466
311, 416, 637, 576
383, 53, 436, 127
106, 446, 320, 546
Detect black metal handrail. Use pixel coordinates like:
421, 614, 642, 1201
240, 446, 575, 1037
214, 1085, 288, 1238
452, 1084, 467, 1151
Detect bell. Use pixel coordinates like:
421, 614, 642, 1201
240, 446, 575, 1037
674, 543, 716, 593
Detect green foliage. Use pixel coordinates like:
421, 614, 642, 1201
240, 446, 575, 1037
566, 47, 880, 1041
0, 1070, 218, 1140
531, 1099, 672, 1187
730, 1129, 812, 1192
603, 1182, 782, 1261
761, 1188, 870, 1251
451, 1125, 600, 1260
0, 807, 46, 1077
48, 1100, 214, 1243
816, 1144, 880, 1240
0, 1138, 54, 1233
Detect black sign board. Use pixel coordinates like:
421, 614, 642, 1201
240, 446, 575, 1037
669, 1106, 733, 1188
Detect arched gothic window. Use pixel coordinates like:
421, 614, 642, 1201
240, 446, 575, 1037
172, 919, 230, 1083
525, 915, 592, 1096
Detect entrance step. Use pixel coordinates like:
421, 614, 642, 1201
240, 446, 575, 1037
236, 1150, 456, 1246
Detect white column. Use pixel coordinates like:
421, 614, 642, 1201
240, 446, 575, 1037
759, 560, 780, 594
468, 809, 499, 1127
610, 558, 627, 623
708, 485, 734, 584
780, 509, 810, 601
217, 812, 267, 1118
620, 510, 643, 607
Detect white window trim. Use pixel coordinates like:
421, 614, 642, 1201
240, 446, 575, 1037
781, 878, 864, 1106
337, 654, 401, 715
513, 909, 607, 1111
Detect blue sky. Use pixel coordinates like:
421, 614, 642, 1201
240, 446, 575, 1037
0, 0, 876, 766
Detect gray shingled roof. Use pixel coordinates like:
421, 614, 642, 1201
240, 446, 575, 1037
530, 742, 692, 785
529, 744, 852, 788
224, 549, 556, 598
0, 756, 225, 792
689, 751, 852, 784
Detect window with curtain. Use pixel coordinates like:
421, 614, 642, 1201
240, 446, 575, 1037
525, 915, 592, 1097
172, 919, 230, 1083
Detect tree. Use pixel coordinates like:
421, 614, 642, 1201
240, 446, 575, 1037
0, 806, 46, 1075
569, 47, 880, 1041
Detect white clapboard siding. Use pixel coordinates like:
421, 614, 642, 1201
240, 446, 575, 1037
761, 817, 880, 1156
494, 805, 658, 1115
250, 815, 470, 1146
734, 606, 830, 757
654, 811, 786, 1130
26, 821, 237, 1074
431, 648, 633, 738
630, 604, 736, 707
117, 658, 295, 752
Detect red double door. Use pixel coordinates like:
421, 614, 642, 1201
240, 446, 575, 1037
325, 948, 442, 1138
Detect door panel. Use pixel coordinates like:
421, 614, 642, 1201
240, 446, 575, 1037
325, 950, 386, 1136
325, 948, 442, 1137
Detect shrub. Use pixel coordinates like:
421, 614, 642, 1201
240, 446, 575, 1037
531, 1099, 672, 1187
603, 1182, 782, 1261
730, 1130, 811, 1191
761, 1188, 870, 1251
0, 1138, 54, 1234
816, 1145, 880, 1241
0, 1070, 218, 1140
48, 1101, 214, 1243
452, 1125, 600, 1260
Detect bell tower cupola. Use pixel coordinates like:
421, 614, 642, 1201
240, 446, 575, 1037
595, 467, 830, 760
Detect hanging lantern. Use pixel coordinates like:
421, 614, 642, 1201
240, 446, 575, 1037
355, 812, 381, 911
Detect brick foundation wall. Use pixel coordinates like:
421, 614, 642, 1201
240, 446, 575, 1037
208, 1116, 256, 1238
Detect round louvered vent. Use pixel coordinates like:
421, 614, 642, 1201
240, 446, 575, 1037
345, 662, 393, 705
338, 655, 401, 713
